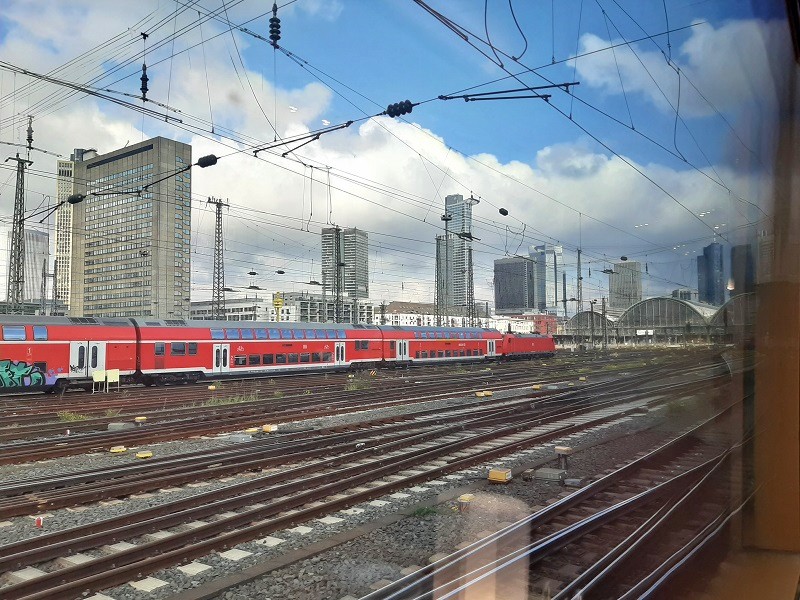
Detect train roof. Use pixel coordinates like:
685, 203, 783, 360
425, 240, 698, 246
134, 318, 380, 330
0, 315, 135, 327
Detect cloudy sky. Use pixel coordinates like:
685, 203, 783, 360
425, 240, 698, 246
0, 0, 785, 308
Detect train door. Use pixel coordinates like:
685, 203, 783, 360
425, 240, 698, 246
213, 343, 230, 374
395, 340, 410, 361
334, 341, 346, 366
487, 339, 497, 357
69, 342, 106, 378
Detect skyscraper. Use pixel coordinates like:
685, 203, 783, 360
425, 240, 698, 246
609, 261, 642, 310
55, 148, 96, 311
70, 137, 192, 318
494, 257, 538, 311
442, 193, 478, 307
529, 243, 562, 311
6, 229, 49, 302
730, 244, 755, 297
321, 227, 369, 300
697, 242, 724, 305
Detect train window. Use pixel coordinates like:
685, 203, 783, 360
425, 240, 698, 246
312, 352, 321, 362
437, 332, 445, 339
304, 330, 315, 339
249, 355, 261, 366
268, 329, 280, 339
78, 346, 85, 369
255, 329, 268, 340
300, 353, 310, 363
2, 326, 25, 341
336, 330, 346, 339
276, 354, 287, 364
315, 330, 326, 338
415, 351, 420, 358
171, 342, 186, 356
215, 349, 220, 367
210, 329, 224, 340
33, 326, 47, 340
263, 354, 274, 364
388, 341, 395, 350
420, 332, 427, 339
280, 329, 292, 339
225, 329, 240, 340
234, 355, 247, 366
445, 350, 451, 357
437, 351, 444, 358
241, 329, 254, 340
188, 343, 197, 356
420, 351, 428, 358
288, 353, 299, 363
91, 346, 98, 368
155, 343, 165, 356
325, 330, 336, 339
460, 350, 466, 357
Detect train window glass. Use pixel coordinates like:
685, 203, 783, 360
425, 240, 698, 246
249, 354, 261, 365
322, 352, 332, 361
276, 354, 287, 364
312, 352, 321, 362
280, 329, 292, 339
210, 329, 224, 340
420, 332, 427, 339
155, 343, 165, 356
215, 349, 220, 367
336, 330, 346, 339
292, 330, 304, 339
460, 350, 466, 357
78, 346, 86, 369
241, 329, 254, 340
415, 351, 420, 358
2, 326, 25, 341
421, 351, 428, 358
325, 330, 336, 339
305, 330, 316, 339
268, 329, 280, 339
288, 353, 299, 363
300, 353, 310, 363
390, 341, 396, 350
445, 350, 452, 357
188, 342, 197, 355
171, 342, 186, 356
33, 326, 47, 340
316, 330, 326, 338
255, 329, 268, 340
437, 332, 444, 339
263, 354, 274, 364
225, 329, 240, 340
234, 355, 247, 366
437, 351, 444, 358
91, 346, 98, 368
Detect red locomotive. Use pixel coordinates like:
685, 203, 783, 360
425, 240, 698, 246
0, 316, 555, 392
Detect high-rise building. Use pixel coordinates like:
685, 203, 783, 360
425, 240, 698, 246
55, 148, 96, 310
6, 228, 49, 302
70, 137, 192, 318
435, 234, 454, 312
529, 243, 562, 310
442, 193, 478, 307
757, 230, 774, 284
321, 227, 369, 300
609, 261, 642, 310
730, 244, 755, 297
697, 242, 724, 305
494, 257, 539, 311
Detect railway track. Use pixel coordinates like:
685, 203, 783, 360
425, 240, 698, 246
0, 362, 728, 600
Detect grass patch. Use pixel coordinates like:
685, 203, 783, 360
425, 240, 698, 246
273, 390, 284, 399
104, 408, 122, 418
344, 379, 371, 391
204, 393, 258, 407
57, 410, 90, 422
410, 506, 440, 518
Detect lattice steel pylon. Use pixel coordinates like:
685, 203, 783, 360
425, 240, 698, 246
5, 152, 32, 314
207, 197, 228, 320
466, 246, 475, 326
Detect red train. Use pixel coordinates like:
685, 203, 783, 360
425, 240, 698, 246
0, 316, 555, 392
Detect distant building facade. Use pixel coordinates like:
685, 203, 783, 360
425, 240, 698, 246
321, 227, 369, 300
609, 261, 642, 311
698, 242, 724, 305
529, 243, 562, 311
443, 193, 477, 307
494, 257, 538, 311
672, 288, 699, 301
730, 244, 755, 297
6, 228, 49, 302
70, 137, 192, 318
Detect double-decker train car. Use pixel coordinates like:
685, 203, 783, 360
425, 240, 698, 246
0, 316, 555, 393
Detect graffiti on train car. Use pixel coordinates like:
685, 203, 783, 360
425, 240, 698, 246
0, 360, 58, 387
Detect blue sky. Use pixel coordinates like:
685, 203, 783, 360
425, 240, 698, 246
0, 0, 784, 307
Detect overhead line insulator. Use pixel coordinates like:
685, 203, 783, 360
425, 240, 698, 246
385, 99, 414, 118
269, 3, 281, 46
